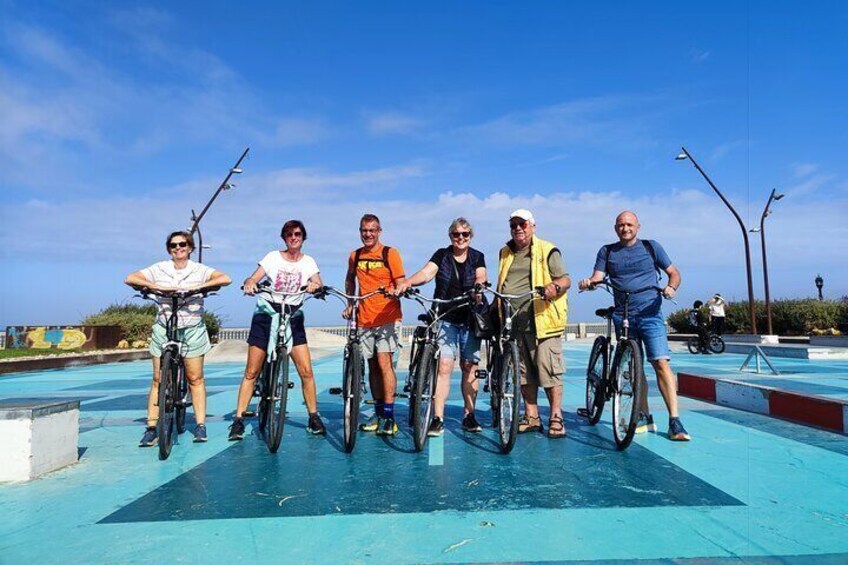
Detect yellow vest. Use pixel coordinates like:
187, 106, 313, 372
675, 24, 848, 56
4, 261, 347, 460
497, 237, 568, 339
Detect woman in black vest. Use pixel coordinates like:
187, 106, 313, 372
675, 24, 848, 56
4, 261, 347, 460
395, 218, 487, 437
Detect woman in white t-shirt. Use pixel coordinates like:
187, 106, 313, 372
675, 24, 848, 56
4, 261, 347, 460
125, 230, 232, 447
228, 220, 326, 440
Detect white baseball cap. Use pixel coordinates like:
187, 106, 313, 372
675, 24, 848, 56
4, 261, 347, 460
509, 209, 535, 223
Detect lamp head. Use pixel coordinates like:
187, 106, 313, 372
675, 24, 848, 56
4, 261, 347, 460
675, 153, 688, 161
774, 193, 785, 201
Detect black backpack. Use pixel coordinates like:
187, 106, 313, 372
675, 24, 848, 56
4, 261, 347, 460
603, 239, 662, 281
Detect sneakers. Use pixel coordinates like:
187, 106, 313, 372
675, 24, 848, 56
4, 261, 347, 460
517, 414, 543, 434
359, 414, 380, 432
635, 414, 658, 434
668, 417, 691, 441
377, 417, 398, 436
461, 413, 483, 433
139, 426, 158, 447
192, 424, 208, 443
228, 417, 245, 441
307, 413, 326, 436
427, 417, 445, 437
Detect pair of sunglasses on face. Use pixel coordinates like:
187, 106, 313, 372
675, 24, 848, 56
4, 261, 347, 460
450, 231, 471, 239
168, 241, 189, 249
510, 220, 528, 230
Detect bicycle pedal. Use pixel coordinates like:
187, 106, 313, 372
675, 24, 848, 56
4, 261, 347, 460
402, 383, 411, 393
242, 410, 257, 418
328, 387, 342, 395
483, 384, 490, 393
395, 392, 409, 399
287, 382, 295, 389
364, 399, 376, 405
475, 369, 488, 380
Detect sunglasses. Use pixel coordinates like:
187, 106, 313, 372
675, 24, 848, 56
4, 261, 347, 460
284, 231, 303, 238
509, 220, 528, 230
168, 241, 189, 249
450, 231, 471, 239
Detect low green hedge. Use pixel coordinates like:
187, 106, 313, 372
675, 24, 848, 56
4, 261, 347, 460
82, 303, 224, 343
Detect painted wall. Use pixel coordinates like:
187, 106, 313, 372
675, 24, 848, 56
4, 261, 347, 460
4, 326, 121, 350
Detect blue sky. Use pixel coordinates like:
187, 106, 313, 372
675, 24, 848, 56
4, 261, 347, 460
1, 1, 846, 329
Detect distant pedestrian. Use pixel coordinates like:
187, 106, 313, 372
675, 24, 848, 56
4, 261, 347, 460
706, 293, 727, 336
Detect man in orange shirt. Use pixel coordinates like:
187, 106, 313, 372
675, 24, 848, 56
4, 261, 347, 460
344, 214, 406, 435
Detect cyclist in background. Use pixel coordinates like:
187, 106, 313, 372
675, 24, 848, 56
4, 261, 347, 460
228, 220, 325, 441
125, 230, 231, 446
394, 217, 488, 437
344, 213, 406, 436
578, 210, 690, 441
688, 300, 711, 353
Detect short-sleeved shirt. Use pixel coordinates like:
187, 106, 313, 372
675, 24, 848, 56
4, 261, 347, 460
258, 251, 319, 307
708, 298, 726, 317
593, 239, 672, 315
428, 247, 486, 325
501, 246, 567, 333
348, 244, 405, 328
140, 260, 216, 328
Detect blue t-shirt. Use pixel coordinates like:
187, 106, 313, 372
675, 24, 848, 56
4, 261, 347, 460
593, 239, 672, 315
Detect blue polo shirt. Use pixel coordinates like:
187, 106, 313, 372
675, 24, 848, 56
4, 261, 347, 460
593, 239, 672, 315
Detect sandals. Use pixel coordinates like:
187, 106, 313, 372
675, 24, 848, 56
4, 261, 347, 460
548, 415, 566, 439
517, 414, 543, 434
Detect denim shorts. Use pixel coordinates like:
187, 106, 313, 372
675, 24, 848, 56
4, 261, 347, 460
613, 310, 671, 362
436, 321, 481, 363
247, 308, 307, 349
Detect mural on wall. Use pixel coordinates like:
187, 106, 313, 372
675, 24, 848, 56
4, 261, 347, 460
4, 326, 121, 350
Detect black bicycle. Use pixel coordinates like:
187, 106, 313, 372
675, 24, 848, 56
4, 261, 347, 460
687, 332, 725, 354
583, 281, 670, 450
245, 281, 319, 454
134, 285, 218, 460
400, 289, 475, 452
478, 282, 546, 454
324, 286, 384, 453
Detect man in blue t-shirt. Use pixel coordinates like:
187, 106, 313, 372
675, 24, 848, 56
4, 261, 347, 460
578, 211, 690, 441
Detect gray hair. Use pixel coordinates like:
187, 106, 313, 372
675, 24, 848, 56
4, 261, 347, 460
448, 217, 473, 238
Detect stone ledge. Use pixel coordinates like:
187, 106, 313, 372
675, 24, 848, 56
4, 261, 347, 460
0, 350, 149, 375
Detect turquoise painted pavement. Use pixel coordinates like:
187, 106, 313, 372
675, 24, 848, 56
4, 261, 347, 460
1, 344, 847, 563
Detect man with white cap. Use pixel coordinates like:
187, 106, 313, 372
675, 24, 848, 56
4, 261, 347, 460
496, 209, 571, 438
706, 293, 727, 336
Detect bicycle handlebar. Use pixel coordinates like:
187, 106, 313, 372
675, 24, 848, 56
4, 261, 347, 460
132, 285, 220, 300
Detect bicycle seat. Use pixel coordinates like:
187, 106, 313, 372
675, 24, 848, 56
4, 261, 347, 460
417, 313, 434, 324
595, 307, 615, 319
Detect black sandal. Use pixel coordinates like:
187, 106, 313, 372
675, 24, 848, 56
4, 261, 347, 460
548, 415, 566, 438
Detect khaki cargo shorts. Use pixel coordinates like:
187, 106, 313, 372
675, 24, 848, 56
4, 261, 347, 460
517, 333, 564, 388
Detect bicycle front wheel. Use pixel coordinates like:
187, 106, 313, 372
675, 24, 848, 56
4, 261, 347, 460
266, 347, 291, 454
585, 336, 608, 425
686, 336, 700, 354
343, 345, 363, 453
176, 361, 188, 434
157, 349, 178, 460
497, 340, 521, 454
709, 335, 726, 354
487, 340, 501, 429
411, 344, 437, 452
611, 339, 643, 451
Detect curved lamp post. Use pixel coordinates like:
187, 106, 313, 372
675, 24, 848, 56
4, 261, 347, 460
676, 146, 757, 334
749, 189, 784, 335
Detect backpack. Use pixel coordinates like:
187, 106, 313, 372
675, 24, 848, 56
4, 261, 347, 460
603, 239, 662, 281
353, 245, 395, 281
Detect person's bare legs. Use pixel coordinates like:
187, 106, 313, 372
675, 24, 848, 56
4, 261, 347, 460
235, 345, 266, 417
290, 344, 317, 413
146, 357, 161, 427
183, 356, 206, 425
650, 359, 678, 418
376, 352, 396, 404
460, 360, 478, 416
433, 356, 455, 419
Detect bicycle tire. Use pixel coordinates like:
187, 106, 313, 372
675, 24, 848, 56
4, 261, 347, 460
266, 347, 290, 454
585, 336, 608, 425
343, 344, 363, 453
611, 339, 642, 450
257, 364, 270, 433
157, 349, 177, 460
709, 334, 726, 354
686, 336, 700, 354
407, 340, 423, 427
497, 340, 521, 454
412, 344, 437, 452
487, 340, 501, 429
176, 361, 188, 434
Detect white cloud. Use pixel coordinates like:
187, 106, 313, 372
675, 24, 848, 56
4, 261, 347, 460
792, 162, 819, 178
366, 112, 424, 135
689, 48, 711, 63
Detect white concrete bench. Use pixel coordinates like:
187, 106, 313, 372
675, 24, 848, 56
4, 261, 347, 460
0, 400, 80, 482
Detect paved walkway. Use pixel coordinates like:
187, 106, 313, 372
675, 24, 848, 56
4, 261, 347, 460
1, 344, 847, 563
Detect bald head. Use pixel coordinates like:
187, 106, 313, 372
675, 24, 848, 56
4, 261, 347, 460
614, 210, 641, 246
616, 210, 639, 225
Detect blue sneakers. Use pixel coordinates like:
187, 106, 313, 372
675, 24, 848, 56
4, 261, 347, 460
668, 417, 691, 441
193, 424, 208, 443
139, 427, 158, 447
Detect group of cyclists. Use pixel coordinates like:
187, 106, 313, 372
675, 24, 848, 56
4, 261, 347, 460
126, 207, 690, 449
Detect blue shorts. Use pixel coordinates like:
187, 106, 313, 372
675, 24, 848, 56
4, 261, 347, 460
247, 306, 307, 349
613, 310, 671, 362
436, 321, 481, 363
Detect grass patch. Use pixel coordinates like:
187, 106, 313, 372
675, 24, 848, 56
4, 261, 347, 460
0, 348, 84, 360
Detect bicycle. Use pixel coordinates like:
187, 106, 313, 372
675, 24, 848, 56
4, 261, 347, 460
583, 281, 671, 450
687, 332, 725, 354
399, 289, 475, 452
245, 281, 317, 454
133, 285, 219, 460
324, 286, 385, 453
477, 282, 546, 454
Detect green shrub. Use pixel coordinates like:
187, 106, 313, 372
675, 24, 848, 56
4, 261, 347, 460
82, 303, 224, 342
668, 298, 845, 335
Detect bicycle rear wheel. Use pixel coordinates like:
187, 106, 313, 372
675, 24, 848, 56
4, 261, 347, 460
411, 344, 437, 452
497, 340, 521, 454
611, 339, 643, 451
176, 361, 188, 434
407, 340, 423, 427
157, 349, 177, 460
266, 347, 291, 454
709, 335, 726, 354
487, 340, 501, 429
257, 364, 271, 433
686, 337, 700, 354
343, 345, 363, 453
585, 336, 608, 425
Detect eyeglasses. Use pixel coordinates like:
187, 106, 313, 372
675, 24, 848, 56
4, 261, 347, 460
509, 220, 528, 230
284, 231, 303, 238
360, 228, 380, 234
450, 231, 471, 239
168, 241, 189, 249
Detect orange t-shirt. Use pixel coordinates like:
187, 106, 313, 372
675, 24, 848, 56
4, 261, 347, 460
348, 244, 404, 328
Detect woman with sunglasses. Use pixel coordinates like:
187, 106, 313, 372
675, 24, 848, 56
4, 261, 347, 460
395, 217, 487, 437
228, 219, 326, 441
125, 230, 232, 447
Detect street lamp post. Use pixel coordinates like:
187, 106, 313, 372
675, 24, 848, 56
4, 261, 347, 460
189, 147, 250, 263
676, 146, 758, 334
815, 274, 824, 301
749, 188, 784, 335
